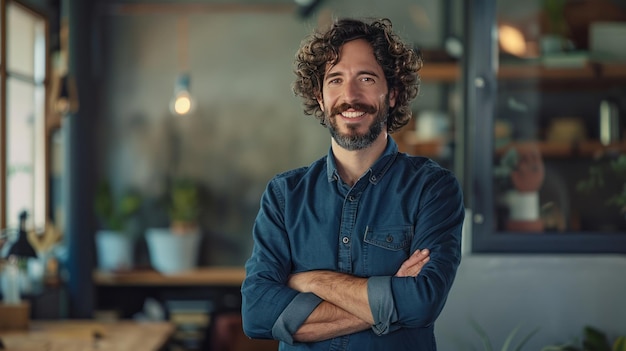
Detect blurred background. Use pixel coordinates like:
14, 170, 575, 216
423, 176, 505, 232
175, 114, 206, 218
1, 0, 626, 350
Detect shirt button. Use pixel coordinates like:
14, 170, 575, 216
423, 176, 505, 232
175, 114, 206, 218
371, 175, 377, 181
342, 236, 350, 244
348, 195, 355, 201
386, 235, 394, 243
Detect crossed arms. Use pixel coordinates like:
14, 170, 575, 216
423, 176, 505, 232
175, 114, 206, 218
287, 248, 431, 342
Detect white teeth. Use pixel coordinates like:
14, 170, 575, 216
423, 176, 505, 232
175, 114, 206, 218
341, 111, 365, 118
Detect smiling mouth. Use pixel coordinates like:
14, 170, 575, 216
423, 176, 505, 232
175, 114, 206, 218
341, 111, 366, 118
332, 103, 376, 119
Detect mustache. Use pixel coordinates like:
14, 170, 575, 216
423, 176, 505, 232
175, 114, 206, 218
330, 103, 377, 116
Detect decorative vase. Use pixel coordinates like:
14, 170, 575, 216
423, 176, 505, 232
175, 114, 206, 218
95, 230, 134, 271
506, 142, 546, 232
145, 227, 201, 274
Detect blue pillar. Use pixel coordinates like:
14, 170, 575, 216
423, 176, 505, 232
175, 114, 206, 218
65, 0, 97, 318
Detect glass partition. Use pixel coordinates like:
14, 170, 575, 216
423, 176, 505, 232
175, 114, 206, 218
469, 0, 626, 253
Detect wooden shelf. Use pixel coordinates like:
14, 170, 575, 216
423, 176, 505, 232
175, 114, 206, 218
600, 62, 626, 78
93, 267, 246, 287
421, 62, 460, 82
419, 61, 626, 82
498, 63, 596, 80
496, 140, 626, 158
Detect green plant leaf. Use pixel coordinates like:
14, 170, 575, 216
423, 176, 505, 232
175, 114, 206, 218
468, 319, 539, 351
94, 181, 142, 232
470, 319, 493, 351
119, 193, 141, 215
502, 324, 521, 351
541, 345, 581, 351
610, 154, 626, 175
94, 182, 114, 225
613, 336, 626, 351
512, 326, 540, 351
583, 326, 611, 351
168, 178, 200, 224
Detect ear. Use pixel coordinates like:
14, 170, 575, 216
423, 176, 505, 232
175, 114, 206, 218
388, 88, 397, 108
316, 93, 324, 110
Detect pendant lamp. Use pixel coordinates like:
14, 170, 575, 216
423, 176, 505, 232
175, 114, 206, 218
170, 16, 194, 116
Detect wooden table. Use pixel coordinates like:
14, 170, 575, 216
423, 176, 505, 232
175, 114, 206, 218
0, 320, 174, 351
92, 267, 247, 348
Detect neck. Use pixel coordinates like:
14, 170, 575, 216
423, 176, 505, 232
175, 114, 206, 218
331, 132, 388, 186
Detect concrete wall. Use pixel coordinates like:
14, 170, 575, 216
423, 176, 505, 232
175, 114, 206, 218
436, 254, 626, 350
96, 1, 449, 265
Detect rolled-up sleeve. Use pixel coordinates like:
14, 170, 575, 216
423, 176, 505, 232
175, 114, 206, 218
272, 292, 323, 344
367, 275, 399, 335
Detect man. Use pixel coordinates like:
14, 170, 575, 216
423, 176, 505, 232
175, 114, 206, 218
241, 18, 464, 350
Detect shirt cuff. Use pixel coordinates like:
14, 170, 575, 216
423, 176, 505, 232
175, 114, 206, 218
368, 276, 398, 335
271, 292, 323, 344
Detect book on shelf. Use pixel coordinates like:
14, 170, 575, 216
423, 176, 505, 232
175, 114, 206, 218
165, 299, 214, 350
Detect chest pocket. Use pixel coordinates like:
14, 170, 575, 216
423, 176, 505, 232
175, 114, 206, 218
362, 225, 414, 276
364, 225, 413, 251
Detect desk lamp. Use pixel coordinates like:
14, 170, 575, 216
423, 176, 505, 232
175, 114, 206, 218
6, 211, 37, 259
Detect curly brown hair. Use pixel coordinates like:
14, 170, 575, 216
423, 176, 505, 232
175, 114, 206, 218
292, 18, 422, 134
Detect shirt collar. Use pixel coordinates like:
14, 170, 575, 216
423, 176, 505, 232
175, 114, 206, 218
326, 137, 399, 184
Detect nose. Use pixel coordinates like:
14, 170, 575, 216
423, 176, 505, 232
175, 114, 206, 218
341, 79, 362, 104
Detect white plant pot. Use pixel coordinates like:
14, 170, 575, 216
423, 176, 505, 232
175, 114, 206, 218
96, 230, 134, 271
145, 227, 201, 274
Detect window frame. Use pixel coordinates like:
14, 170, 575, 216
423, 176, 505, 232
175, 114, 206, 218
0, 0, 51, 230
465, 0, 626, 254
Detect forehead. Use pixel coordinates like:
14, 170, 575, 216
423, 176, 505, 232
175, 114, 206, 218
326, 39, 384, 75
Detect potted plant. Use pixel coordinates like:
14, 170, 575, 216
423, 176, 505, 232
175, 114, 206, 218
168, 178, 200, 234
467, 318, 540, 351
94, 181, 142, 272
577, 152, 626, 215
145, 178, 203, 274
542, 325, 626, 351
540, 0, 571, 54
494, 142, 546, 232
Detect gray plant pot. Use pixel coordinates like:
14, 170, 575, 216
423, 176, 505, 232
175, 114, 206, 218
145, 227, 201, 274
96, 230, 134, 272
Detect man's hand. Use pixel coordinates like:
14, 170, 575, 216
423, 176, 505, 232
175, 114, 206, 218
395, 249, 430, 277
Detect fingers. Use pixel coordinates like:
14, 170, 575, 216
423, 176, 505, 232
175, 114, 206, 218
403, 249, 430, 269
395, 249, 430, 277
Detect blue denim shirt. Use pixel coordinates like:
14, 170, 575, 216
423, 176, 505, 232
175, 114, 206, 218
241, 137, 464, 351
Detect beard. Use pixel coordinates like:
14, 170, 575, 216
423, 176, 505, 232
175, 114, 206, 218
325, 97, 389, 151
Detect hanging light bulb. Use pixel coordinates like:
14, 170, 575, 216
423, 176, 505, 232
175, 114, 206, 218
170, 16, 193, 116
170, 72, 194, 116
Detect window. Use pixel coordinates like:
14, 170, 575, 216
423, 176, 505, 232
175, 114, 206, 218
1, 1, 48, 230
